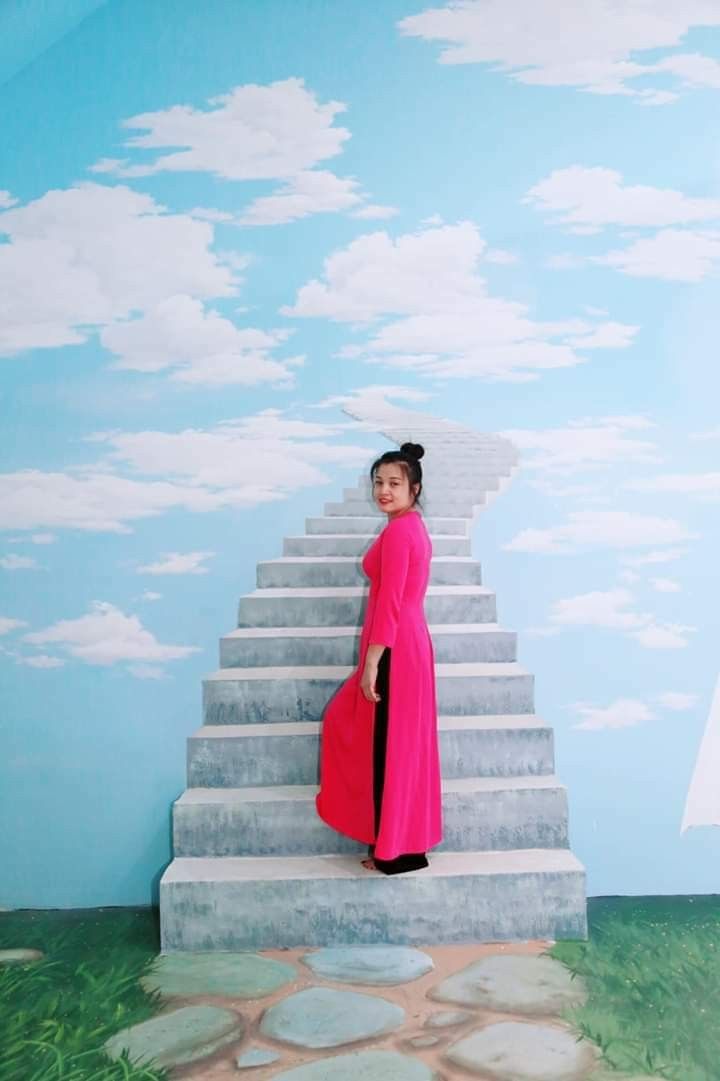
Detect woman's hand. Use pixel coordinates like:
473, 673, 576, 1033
360, 660, 381, 703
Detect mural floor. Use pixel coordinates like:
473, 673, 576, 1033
1, 896, 718, 1081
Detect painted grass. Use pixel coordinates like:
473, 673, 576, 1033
0, 907, 167, 1081
3, 897, 720, 1080
548, 895, 720, 1081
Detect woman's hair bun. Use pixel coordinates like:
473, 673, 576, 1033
400, 441, 425, 461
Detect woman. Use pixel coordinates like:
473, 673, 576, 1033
315, 442, 443, 874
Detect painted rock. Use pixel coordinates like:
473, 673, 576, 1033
431, 954, 586, 1015
140, 951, 296, 998
103, 1004, 244, 1069
260, 987, 404, 1049
303, 945, 433, 986
445, 1020, 597, 1081
272, 1049, 438, 1079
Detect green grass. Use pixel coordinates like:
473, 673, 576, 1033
548, 895, 720, 1081
3, 897, 720, 1080
0, 907, 168, 1081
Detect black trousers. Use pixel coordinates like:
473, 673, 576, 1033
370, 647, 429, 875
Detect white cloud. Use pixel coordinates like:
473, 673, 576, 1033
0, 554, 38, 570
137, 551, 214, 576
239, 171, 363, 225
97, 78, 349, 180
127, 664, 169, 680
525, 167, 720, 231
282, 221, 636, 382
101, 295, 299, 387
652, 51, 720, 89
0, 470, 240, 534
504, 510, 693, 554
651, 577, 681, 593
502, 415, 659, 474
22, 600, 200, 666
0, 183, 236, 358
313, 384, 433, 411
398, 2, 720, 101
0, 617, 28, 634
530, 585, 695, 649
91, 78, 390, 224
548, 587, 646, 629
529, 481, 606, 500
632, 622, 695, 649
593, 228, 720, 282
619, 569, 640, 583
656, 691, 699, 710
140, 591, 162, 601
0, 412, 371, 534
621, 547, 688, 566
21, 654, 66, 669
626, 470, 720, 499
0, 191, 17, 208
570, 698, 658, 731
351, 204, 400, 220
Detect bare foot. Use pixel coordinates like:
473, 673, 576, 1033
361, 856, 376, 870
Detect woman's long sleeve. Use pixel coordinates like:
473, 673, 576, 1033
369, 519, 411, 648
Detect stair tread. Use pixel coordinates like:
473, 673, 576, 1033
191, 714, 550, 738
260, 556, 481, 564
242, 585, 493, 598
176, 774, 566, 804
284, 533, 471, 539
222, 622, 508, 640
204, 661, 530, 681
163, 848, 584, 883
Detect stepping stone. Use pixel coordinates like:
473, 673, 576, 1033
303, 946, 433, 985
426, 1009, 473, 1029
104, 1004, 244, 1070
430, 954, 586, 1015
445, 1020, 597, 1080
272, 1049, 438, 1079
140, 951, 296, 998
236, 1045, 282, 1068
408, 1034, 440, 1048
260, 987, 404, 1049
590, 1073, 668, 1081
0, 948, 44, 965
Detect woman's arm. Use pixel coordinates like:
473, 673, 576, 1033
360, 520, 411, 702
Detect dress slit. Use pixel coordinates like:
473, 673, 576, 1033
370, 647, 429, 875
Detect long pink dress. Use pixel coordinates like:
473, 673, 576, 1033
315, 509, 443, 862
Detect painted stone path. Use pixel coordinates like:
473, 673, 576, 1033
101, 941, 666, 1080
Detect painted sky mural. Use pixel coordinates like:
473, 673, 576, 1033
1, 0, 719, 907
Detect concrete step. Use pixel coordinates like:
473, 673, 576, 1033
283, 534, 472, 557
305, 516, 469, 536
256, 556, 483, 589
324, 500, 484, 519
202, 662, 534, 725
236, 585, 497, 628
159, 848, 586, 950
219, 623, 516, 668
187, 715, 555, 787
173, 775, 570, 857
343, 482, 497, 501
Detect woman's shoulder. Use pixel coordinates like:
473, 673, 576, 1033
384, 510, 425, 535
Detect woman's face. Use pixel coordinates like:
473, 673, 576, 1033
372, 463, 419, 518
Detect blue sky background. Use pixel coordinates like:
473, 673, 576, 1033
2, 0, 720, 906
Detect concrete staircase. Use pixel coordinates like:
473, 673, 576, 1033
160, 409, 587, 950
